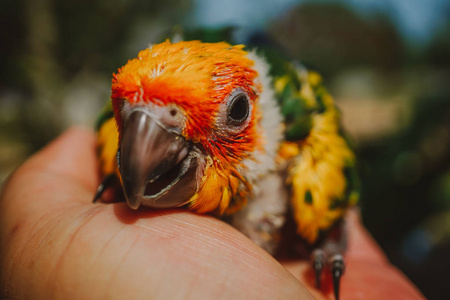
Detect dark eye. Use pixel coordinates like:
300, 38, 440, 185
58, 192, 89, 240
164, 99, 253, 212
227, 93, 250, 126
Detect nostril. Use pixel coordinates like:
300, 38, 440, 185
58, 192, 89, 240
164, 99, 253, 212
170, 109, 177, 117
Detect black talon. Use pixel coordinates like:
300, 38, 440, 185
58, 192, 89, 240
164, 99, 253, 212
93, 173, 116, 203
330, 254, 345, 300
311, 249, 325, 289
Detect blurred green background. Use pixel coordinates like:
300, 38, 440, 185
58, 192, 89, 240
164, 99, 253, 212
1, 0, 449, 298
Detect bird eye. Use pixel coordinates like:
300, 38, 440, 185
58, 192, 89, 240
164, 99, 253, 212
226, 92, 250, 126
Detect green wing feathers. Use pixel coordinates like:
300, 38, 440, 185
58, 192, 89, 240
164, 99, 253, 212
274, 65, 359, 244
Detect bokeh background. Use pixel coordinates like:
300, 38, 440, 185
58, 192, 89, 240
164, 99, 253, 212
1, 0, 449, 298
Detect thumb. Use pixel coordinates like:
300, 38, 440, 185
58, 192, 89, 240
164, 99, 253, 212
0, 127, 99, 225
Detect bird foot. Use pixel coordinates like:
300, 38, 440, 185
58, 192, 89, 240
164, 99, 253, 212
93, 173, 117, 203
330, 254, 345, 300
311, 250, 345, 300
310, 218, 347, 300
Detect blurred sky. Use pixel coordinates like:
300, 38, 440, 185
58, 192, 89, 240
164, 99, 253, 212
192, 0, 449, 49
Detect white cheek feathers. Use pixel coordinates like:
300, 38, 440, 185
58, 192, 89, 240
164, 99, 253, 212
239, 51, 284, 184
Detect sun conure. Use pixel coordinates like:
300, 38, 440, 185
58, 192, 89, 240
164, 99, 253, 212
94, 38, 359, 300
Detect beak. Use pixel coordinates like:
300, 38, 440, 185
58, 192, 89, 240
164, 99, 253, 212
119, 108, 198, 209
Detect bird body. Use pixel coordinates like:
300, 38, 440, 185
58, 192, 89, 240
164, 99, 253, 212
96, 39, 358, 249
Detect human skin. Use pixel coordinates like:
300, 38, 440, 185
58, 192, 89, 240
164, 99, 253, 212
0, 127, 424, 299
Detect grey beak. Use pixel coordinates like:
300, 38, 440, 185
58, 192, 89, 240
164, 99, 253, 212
119, 108, 197, 209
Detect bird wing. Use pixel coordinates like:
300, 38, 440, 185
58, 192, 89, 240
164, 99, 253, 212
273, 63, 360, 244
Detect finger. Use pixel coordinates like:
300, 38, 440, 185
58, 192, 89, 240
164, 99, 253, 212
345, 209, 388, 264
341, 258, 425, 300
25, 126, 99, 190
15, 203, 315, 300
0, 127, 98, 223
343, 210, 425, 299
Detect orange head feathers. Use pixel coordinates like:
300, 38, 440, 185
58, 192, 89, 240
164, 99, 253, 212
112, 41, 259, 162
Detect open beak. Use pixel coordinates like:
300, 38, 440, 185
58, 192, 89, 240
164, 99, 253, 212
119, 108, 199, 209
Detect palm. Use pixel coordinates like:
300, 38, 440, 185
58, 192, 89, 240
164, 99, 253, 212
0, 128, 422, 300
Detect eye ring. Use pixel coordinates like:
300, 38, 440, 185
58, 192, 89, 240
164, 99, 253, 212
226, 91, 250, 127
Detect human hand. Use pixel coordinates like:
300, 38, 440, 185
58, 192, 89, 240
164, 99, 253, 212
0, 128, 424, 299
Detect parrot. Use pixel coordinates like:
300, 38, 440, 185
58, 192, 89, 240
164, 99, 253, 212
94, 33, 359, 300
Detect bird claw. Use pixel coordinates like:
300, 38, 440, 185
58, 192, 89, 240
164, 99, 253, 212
309, 218, 347, 300
330, 254, 345, 300
93, 173, 117, 203
311, 249, 325, 289
311, 250, 345, 300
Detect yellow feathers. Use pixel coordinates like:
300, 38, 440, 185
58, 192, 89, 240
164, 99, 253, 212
188, 156, 249, 214
289, 130, 354, 243
97, 117, 119, 176
279, 71, 357, 243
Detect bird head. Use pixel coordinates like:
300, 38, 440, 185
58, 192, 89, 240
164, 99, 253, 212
111, 40, 281, 213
